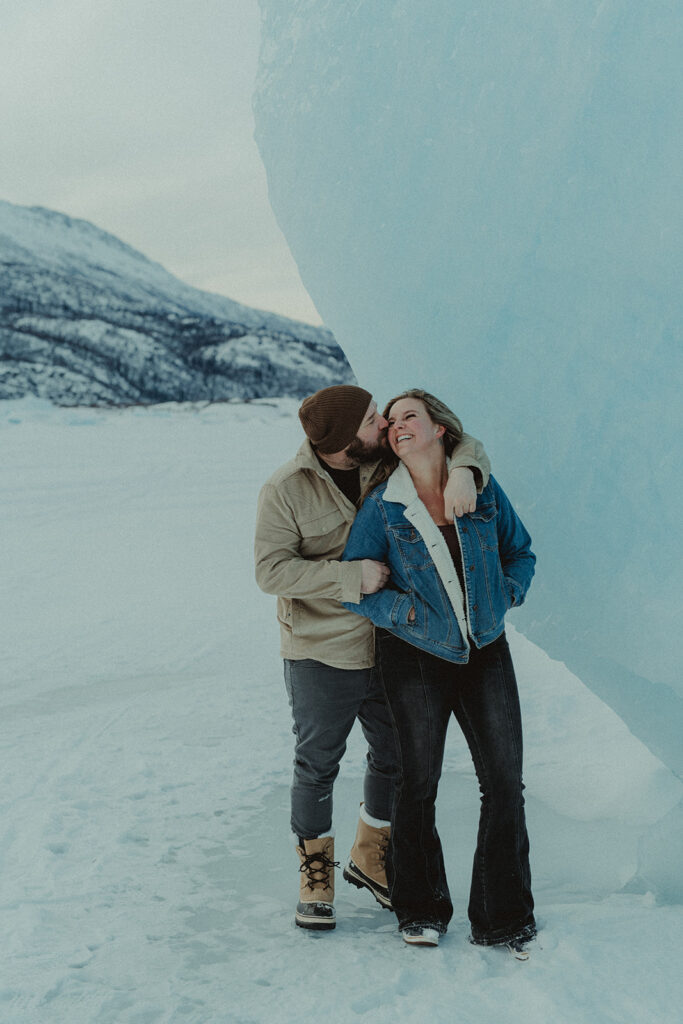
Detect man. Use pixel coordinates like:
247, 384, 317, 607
254, 385, 490, 930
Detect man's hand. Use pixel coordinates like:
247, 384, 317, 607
444, 466, 477, 521
360, 559, 390, 594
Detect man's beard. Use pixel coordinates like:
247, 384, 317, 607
345, 434, 391, 465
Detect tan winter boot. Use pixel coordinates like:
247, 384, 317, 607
343, 809, 391, 909
295, 835, 337, 930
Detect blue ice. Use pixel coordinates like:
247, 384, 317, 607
254, 1, 683, 778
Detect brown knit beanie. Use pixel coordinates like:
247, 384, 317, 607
298, 385, 372, 453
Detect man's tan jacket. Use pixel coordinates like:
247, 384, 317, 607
254, 436, 490, 669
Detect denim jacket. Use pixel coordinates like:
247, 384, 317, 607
341, 461, 535, 663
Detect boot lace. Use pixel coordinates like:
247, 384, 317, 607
376, 831, 389, 869
299, 849, 340, 891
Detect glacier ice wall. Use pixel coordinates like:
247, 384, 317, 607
254, 1, 683, 776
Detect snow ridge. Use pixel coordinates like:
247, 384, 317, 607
0, 199, 353, 406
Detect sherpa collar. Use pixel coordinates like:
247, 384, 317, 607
383, 458, 471, 647
384, 457, 457, 506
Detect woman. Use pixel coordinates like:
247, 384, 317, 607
342, 389, 536, 954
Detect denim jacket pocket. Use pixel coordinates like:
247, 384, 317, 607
504, 576, 518, 608
390, 524, 434, 571
468, 502, 499, 552
392, 591, 427, 636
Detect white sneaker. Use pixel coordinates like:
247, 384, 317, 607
402, 926, 440, 946
505, 938, 531, 961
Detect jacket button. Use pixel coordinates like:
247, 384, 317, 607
473, 604, 478, 611
468, 565, 474, 571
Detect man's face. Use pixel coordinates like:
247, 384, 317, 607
345, 400, 389, 463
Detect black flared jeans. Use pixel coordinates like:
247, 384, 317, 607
376, 629, 535, 943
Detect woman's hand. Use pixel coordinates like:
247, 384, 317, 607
443, 466, 477, 521
360, 559, 391, 594
408, 606, 415, 623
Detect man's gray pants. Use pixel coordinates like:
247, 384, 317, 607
284, 658, 399, 839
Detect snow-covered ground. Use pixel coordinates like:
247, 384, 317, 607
2, 398, 682, 1024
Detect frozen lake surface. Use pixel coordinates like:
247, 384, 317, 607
2, 399, 681, 1023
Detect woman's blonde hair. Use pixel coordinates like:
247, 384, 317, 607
359, 389, 464, 502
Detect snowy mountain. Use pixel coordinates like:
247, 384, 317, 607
0, 200, 353, 406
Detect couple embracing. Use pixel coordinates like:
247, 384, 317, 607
255, 384, 536, 955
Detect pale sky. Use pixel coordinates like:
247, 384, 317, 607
0, 0, 322, 325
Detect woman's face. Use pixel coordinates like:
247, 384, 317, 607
386, 397, 445, 459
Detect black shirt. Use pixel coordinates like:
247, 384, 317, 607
438, 523, 467, 598
315, 452, 361, 506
